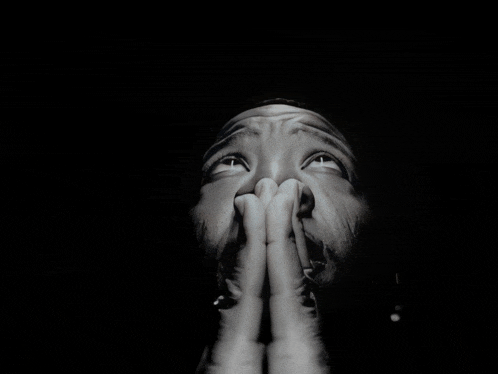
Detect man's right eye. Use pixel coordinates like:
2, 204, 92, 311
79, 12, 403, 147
210, 156, 248, 175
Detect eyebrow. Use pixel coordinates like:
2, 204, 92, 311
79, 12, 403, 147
288, 125, 355, 161
203, 122, 355, 165
203, 128, 261, 163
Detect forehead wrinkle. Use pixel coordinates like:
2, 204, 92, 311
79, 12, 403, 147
291, 114, 347, 140
216, 120, 261, 139
205, 105, 357, 169
219, 114, 291, 136
224, 104, 325, 126
220, 108, 344, 141
203, 127, 260, 163
223, 105, 303, 125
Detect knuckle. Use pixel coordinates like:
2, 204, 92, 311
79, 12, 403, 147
235, 194, 262, 213
279, 178, 303, 194
255, 177, 278, 196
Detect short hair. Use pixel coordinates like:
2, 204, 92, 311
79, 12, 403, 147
251, 97, 309, 109
236, 97, 316, 117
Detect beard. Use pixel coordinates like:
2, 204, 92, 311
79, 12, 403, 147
192, 213, 364, 292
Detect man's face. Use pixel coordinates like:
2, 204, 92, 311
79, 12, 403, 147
191, 104, 367, 285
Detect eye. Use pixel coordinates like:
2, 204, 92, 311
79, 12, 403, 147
304, 153, 348, 178
209, 155, 248, 176
309, 155, 340, 170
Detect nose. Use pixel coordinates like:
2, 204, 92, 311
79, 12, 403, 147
237, 176, 315, 218
254, 157, 296, 187
297, 183, 315, 218
235, 156, 315, 215
235, 157, 295, 196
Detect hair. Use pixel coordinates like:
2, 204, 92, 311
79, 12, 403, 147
251, 97, 309, 109
233, 97, 321, 119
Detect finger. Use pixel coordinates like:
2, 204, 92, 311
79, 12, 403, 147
266, 180, 304, 297
266, 180, 310, 268
254, 177, 278, 210
234, 194, 267, 298
266, 180, 297, 243
291, 183, 311, 269
234, 193, 266, 247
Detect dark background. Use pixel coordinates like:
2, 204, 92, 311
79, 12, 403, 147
1, 31, 496, 373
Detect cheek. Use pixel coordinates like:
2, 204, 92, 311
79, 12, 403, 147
316, 190, 365, 224
192, 183, 240, 247
311, 187, 367, 246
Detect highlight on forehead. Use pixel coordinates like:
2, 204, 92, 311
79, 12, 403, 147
212, 104, 355, 159
220, 104, 349, 141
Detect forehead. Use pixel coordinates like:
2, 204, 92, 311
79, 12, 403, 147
218, 104, 347, 141
204, 104, 354, 161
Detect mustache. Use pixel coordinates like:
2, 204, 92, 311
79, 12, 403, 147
212, 220, 344, 289
192, 210, 359, 289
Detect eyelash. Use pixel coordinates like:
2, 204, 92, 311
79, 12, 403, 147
204, 152, 247, 176
203, 151, 349, 180
305, 151, 349, 180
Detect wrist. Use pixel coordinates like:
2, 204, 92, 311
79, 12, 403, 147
269, 293, 320, 341
267, 339, 329, 374
217, 295, 264, 342
209, 339, 265, 374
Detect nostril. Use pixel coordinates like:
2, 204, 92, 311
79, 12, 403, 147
298, 185, 315, 218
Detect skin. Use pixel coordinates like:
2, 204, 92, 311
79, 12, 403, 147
191, 104, 368, 373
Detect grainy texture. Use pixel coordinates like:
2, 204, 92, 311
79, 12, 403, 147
2, 31, 496, 373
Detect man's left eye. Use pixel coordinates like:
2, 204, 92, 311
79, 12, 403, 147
210, 156, 247, 175
307, 155, 342, 172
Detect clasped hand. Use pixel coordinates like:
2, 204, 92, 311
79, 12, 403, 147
207, 178, 328, 374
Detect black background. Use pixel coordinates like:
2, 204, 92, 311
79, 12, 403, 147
1, 31, 496, 373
